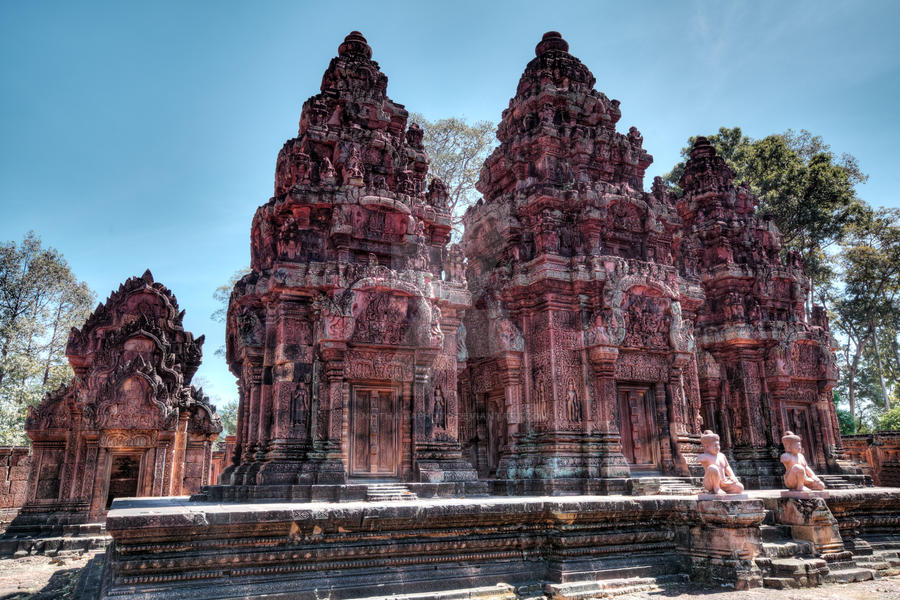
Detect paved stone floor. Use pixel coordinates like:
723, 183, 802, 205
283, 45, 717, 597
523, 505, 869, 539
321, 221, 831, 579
0, 550, 98, 599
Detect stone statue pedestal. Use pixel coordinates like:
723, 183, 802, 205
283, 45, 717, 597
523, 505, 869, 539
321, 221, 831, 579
781, 490, 829, 499
698, 493, 748, 501
774, 496, 843, 556
689, 497, 765, 589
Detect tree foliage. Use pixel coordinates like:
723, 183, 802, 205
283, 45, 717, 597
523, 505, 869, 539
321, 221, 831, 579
0, 232, 95, 445
218, 399, 238, 438
828, 208, 900, 420
409, 113, 496, 233
212, 267, 251, 358
877, 405, 900, 431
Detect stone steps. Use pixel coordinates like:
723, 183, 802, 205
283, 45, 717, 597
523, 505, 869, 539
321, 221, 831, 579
824, 566, 875, 583
856, 549, 900, 576
545, 574, 689, 600
820, 474, 869, 489
0, 533, 109, 558
758, 557, 828, 589
366, 483, 418, 502
628, 477, 700, 496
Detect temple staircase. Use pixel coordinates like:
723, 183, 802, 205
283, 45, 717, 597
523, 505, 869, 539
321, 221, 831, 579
819, 474, 870, 489
0, 521, 109, 557
628, 476, 701, 496
543, 573, 689, 600
365, 483, 418, 502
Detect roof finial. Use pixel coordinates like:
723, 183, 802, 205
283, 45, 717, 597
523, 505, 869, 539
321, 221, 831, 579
535, 31, 569, 56
338, 31, 372, 59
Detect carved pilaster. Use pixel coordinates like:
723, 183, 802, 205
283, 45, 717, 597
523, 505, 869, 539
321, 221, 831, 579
588, 345, 629, 478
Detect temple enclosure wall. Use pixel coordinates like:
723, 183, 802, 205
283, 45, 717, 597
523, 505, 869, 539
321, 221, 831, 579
0, 447, 30, 524
842, 432, 900, 487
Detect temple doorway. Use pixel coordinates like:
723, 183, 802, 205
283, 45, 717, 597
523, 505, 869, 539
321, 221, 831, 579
105, 453, 142, 509
616, 384, 659, 471
349, 386, 399, 477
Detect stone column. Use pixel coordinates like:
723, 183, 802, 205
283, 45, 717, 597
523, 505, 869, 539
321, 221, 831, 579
312, 341, 347, 484
170, 410, 190, 495
670, 351, 702, 476
61, 408, 83, 501
496, 352, 523, 444
232, 361, 262, 485
588, 345, 629, 477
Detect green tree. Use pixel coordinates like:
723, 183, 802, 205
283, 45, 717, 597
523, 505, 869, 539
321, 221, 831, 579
0, 232, 94, 444
211, 267, 251, 357
829, 208, 900, 418
218, 399, 238, 438
409, 113, 496, 232
877, 405, 900, 431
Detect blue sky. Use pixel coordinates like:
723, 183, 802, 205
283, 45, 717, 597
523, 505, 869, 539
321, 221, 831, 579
2, 1, 899, 408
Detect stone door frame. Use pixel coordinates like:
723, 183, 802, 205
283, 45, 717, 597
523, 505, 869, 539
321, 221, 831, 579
348, 383, 402, 478
98, 448, 148, 512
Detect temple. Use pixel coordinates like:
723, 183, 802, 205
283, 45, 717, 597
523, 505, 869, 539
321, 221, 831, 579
218, 31, 475, 496
209, 31, 857, 495
92, 32, 900, 600
459, 31, 848, 492
4, 270, 221, 540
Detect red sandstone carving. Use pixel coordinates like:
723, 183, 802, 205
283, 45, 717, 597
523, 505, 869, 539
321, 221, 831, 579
221, 32, 475, 487
459, 32, 851, 490
781, 431, 826, 491
842, 431, 900, 486
18, 270, 221, 525
216, 30, 853, 494
699, 430, 744, 495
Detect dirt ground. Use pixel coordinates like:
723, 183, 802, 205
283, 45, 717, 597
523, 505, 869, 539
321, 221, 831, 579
613, 576, 900, 599
0, 554, 896, 600
0, 551, 98, 600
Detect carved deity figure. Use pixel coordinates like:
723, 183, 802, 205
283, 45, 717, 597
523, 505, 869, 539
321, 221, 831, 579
342, 145, 363, 185
781, 431, 825, 491
320, 155, 337, 182
566, 379, 582, 422
698, 430, 744, 495
433, 386, 446, 429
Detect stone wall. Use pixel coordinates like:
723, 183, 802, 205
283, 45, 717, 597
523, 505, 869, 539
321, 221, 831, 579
209, 435, 235, 486
0, 447, 30, 523
841, 431, 900, 487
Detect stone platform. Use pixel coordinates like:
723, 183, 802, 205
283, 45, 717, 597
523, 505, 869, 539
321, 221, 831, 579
93, 488, 900, 600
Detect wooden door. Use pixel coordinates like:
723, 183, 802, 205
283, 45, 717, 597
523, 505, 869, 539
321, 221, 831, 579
350, 387, 399, 477
617, 385, 658, 469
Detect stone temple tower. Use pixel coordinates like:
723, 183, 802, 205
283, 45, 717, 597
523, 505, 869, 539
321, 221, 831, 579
461, 32, 704, 493
220, 32, 476, 492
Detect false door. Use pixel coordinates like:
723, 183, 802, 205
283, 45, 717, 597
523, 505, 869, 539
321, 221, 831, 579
617, 385, 658, 469
350, 387, 399, 477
